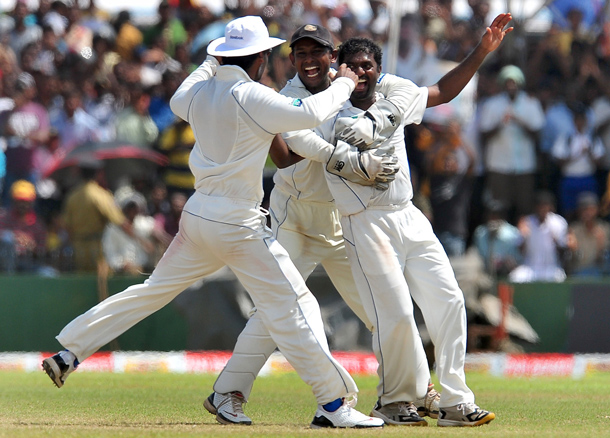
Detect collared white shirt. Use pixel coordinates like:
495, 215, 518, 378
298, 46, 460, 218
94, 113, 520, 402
479, 91, 545, 174
522, 212, 567, 271
552, 131, 605, 177
319, 86, 428, 217
169, 56, 355, 222
275, 72, 420, 204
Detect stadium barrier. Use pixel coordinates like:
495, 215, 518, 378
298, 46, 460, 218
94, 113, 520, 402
1, 272, 609, 353
2, 351, 610, 379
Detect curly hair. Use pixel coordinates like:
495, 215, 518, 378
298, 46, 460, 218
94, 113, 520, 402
337, 37, 383, 67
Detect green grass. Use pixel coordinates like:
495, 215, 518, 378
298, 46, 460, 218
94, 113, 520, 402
1, 370, 610, 437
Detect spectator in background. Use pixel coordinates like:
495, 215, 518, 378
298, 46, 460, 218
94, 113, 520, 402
467, 0, 490, 36
143, 0, 187, 58
63, 2, 93, 55
479, 65, 545, 224
152, 190, 184, 262
537, 79, 582, 194
509, 191, 568, 283
149, 70, 181, 133
50, 88, 105, 154
82, 78, 119, 142
0, 180, 47, 273
34, 24, 64, 76
425, 111, 475, 257
590, 76, 610, 201
19, 41, 42, 76
387, 15, 440, 87
39, 0, 69, 38
89, 32, 121, 91
112, 10, 143, 62
62, 159, 129, 272
114, 85, 159, 147
154, 190, 185, 240
1, 72, 50, 206
472, 199, 522, 278
551, 101, 605, 221
566, 192, 610, 277
102, 189, 156, 275
4, 0, 42, 59
146, 180, 170, 217
156, 119, 194, 194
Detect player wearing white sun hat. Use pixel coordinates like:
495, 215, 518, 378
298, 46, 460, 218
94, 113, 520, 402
41, 15, 389, 429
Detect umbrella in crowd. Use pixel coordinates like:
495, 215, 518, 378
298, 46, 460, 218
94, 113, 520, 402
43, 141, 169, 191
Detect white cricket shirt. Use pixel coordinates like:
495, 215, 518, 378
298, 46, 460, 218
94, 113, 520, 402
169, 56, 355, 223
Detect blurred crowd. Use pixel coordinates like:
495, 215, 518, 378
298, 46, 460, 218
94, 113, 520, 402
0, 0, 610, 281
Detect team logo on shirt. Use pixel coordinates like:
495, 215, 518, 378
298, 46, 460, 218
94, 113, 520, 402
291, 98, 303, 107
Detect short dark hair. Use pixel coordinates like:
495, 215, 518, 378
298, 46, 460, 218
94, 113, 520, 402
337, 37, 382, 66
222, 52, 262, 72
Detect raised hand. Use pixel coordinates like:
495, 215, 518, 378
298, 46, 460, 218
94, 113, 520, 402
333, 63, 359, 87
480, 13, 514, 54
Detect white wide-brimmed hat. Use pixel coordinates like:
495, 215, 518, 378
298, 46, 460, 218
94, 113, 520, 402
207, 16, 285, 57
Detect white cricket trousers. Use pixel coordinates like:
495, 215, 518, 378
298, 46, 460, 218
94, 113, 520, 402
56, 194, 357, 404
214, 191, 372, 399
341, 202, 475, 408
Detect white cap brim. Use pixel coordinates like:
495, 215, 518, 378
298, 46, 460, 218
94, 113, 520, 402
207, 36, 285, 57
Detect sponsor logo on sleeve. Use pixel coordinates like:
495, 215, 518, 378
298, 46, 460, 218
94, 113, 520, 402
291, 98, 303, 107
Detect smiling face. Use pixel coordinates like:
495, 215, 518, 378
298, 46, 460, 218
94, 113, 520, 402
342, 51, 381, 110
290, 39, 335, 94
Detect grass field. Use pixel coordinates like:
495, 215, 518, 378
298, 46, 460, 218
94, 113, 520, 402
1, 370, 610, 438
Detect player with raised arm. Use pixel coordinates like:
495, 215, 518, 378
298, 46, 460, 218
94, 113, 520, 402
310, 14, 513, 427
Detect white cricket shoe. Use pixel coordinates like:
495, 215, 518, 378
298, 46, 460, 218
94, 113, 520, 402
42, 350, 78, 388
413, 384, 441, 418
203, 392, 252, 425
437, 402, 496, 427
311, 397, 385, 429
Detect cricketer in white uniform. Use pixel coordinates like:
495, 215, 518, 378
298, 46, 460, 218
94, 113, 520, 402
312, 36, 505, 427
41, 16, 387, 429
211, 24, 436, 426
210, 13, 513, 426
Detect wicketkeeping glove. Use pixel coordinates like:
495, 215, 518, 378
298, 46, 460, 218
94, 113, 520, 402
326, 140, 399, 190
335, 99, 403, 150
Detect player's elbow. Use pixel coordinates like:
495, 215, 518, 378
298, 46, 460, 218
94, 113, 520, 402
169, 93, 188, 121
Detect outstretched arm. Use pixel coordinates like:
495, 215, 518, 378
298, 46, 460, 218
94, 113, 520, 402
427, 13, 513, 108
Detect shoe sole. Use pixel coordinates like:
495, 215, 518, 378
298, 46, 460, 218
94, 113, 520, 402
437, 412, 496, 427
371, 410, 428, 426
203, 396, 252, 426
310, 424, 384, 429
310, 422, 384, 429
42, 358, 63, 388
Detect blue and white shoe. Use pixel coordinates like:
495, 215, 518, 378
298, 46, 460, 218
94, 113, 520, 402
311, 397, 384, 429
42, 350, 78, 388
